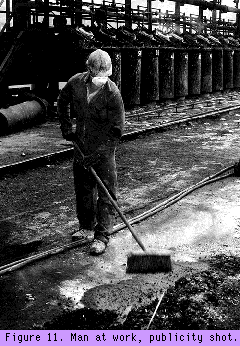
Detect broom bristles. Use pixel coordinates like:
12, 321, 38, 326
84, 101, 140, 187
126, 252, 172, 273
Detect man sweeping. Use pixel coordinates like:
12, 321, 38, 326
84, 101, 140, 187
57, 49, 125, 255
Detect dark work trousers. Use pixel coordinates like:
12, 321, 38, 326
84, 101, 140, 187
73, 149, 117, 244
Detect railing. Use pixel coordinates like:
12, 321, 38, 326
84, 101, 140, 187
0, 0, 237, 36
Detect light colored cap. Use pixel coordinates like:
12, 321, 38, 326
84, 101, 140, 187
86, 49, 112, 77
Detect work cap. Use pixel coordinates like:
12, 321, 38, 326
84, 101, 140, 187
86, 49, 112, 77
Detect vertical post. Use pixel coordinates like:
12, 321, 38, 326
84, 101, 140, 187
116, 7, 119, 29
6, 0, 11, 31
137, 5, 140, 27
204, 16, 207, 35
182, 13, 186, 34
175, 1, 181, 34
236, 13, 240, 38
219, 10, 221, 23
90, 0, 94, 27
236, 0, 240, 38
212, 1, 217, 22
44, 0, 49, 29
212, 0, 217, 34
75, 0, 83, 27
199, 5, 204, 34
125, 0, 132, 29
147, 0, 152, 32
70, 0, 75, 27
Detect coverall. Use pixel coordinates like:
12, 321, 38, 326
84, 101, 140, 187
57, 72, 125, 244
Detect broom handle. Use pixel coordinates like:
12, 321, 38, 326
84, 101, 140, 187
90, 167, 147, 252
73, 140, 146, 252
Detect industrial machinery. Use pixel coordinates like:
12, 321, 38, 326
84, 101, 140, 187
0, 0, 240, 111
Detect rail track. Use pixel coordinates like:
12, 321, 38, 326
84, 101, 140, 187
1, 92, 240, 178
1, 92, 240, 274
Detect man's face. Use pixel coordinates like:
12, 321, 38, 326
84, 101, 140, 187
88, 67, 98, 78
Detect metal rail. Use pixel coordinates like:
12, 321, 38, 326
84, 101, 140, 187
126, 96, 227, 120
1, 101, 240, 178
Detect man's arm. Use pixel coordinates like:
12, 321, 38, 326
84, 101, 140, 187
57, 82, 74, 140
107, 90, 125, 143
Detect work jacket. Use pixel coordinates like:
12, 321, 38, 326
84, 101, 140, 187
57, 72, 125, 155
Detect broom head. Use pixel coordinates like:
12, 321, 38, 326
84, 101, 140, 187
126, 251, 172, 273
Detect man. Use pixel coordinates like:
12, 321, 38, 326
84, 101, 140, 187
57, 49, 125, 255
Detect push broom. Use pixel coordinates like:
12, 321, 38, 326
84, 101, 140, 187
74, 141, 172, 273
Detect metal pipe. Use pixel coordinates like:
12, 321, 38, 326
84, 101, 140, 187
0, 98, 48, 135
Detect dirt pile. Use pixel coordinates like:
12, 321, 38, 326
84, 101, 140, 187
43, 255, 240, 330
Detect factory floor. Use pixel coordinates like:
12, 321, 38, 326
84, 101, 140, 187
1, 94, 240, 330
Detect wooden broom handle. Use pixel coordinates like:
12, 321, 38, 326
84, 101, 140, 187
73, 140, 146, 252
90, 167, 146, 252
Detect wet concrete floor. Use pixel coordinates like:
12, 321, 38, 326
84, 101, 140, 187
1, 177, 240, 329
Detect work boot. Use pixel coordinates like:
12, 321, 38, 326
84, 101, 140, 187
90, 239, 107, 255
72, 229, 94, 242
